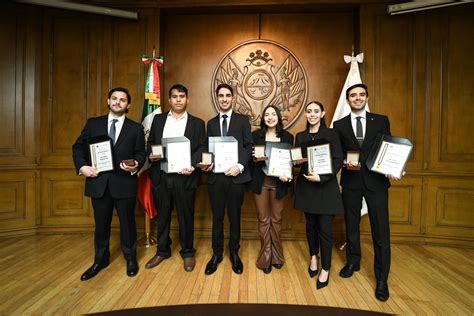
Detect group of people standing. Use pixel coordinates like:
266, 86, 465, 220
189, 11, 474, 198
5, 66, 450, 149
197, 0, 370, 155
72, 82, 400, 302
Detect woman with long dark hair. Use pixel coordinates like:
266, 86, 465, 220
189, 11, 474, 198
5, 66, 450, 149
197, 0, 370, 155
294, 101, 343, 289
249, 105, 294, 274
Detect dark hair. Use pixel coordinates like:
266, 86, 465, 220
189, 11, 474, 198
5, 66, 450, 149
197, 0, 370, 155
345, 83, 369, 99
169, 84, 188, 97
215, 83, 233, 96
305, 101, 326, 130
259, 105, 284, 138
108, 87, 131, 104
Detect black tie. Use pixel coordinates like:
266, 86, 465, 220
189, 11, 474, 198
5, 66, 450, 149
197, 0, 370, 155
356, 116, 363, 146
222, 114, 228, 136
109, 119, 118, 144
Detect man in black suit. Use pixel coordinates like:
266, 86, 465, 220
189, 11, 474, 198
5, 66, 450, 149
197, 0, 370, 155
72, 87, 146, 281
203, 83, 253, 275
144, 84, 206, 272
333, 83, 402, 302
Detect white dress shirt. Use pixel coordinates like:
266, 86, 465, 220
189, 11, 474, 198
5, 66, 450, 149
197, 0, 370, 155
108, 112, 126, 143
350, 109, 367, 140
163, 111, 188, 138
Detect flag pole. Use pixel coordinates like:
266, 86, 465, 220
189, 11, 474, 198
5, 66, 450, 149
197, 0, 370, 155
138, 46, 163, 247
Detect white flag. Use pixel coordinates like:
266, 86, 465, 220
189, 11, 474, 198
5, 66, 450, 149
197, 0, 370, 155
331, 53, 369, 216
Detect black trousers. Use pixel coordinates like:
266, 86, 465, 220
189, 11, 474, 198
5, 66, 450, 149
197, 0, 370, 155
152, 173, 196, 258
342, 185, 391, 283
304, 213, 334, 271
91, 186, 137, 264
208, 175, 244, 256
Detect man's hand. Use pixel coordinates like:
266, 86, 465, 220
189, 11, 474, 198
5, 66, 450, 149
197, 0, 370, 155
120, 160, 138, 172
179, 166, 195, 176
225, 165, 240, 177
279, 174, 290, 182
303, 172, 321, 182
386, 171, 406, 181
80, 166, 99, 178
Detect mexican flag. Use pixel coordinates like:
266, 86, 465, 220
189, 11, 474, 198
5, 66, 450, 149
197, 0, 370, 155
137, 55, 163, 219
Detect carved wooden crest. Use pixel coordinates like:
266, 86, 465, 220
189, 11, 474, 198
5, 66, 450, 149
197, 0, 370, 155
212, 40, 308, 128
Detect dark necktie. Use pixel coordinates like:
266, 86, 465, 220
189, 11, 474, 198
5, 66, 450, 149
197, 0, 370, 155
222, 114, 228, 136
356, 116, 363, 146
109, 119, 118, 144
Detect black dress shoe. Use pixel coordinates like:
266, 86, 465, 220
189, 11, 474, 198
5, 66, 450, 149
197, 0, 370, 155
230, 252, 243, 274
339, 263, 360, 278
308, 266, 318, 278
205, 255, 223, 275
317, 270, 330, 289
80, 262, 109, 281
126, 260, 139, 277
375, 281, 390, 301
263, 266, 272, 274
272, 263, 283, 269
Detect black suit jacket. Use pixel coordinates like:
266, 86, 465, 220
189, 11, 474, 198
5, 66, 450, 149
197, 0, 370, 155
207, 112, 253, 184
147, 111, 206, 189
248, 129, 294, 199
333, 112, 391, 191
293, 127, 344, 214
72, 115, 146, 199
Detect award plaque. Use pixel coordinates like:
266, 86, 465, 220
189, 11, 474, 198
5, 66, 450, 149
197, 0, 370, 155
161, 136, 192, 173
346, 150, 361, 171
122, 159, 135, 167
366, 135, 412, 179
290, 147, 303, 161
307, 143, 333, 175
202, 152, 213, 165
209, 136, 238, 173
263, 142, 292, 179
88, 136, 114, 173
254, 145, 266, 159
150, 144, 163, 159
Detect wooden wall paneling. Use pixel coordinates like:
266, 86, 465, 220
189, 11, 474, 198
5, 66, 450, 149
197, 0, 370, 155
0, 5, 39, 167
360, 4, 424, 172
40, 169, 95, 231
40, 10, 103, 167
424, 176, 474, 247
359, 175, 423, 237
0, 170, 37, 236
426, 6, 474, 173
260, 11, 356, 133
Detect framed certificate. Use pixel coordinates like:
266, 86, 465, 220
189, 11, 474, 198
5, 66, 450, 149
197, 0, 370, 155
88, 136, 114, 173
366, 135, 412, 179
161, 136, 192, 173
307, 143, 333, 175
263, 142, 292, 179
209, 136, 238, 173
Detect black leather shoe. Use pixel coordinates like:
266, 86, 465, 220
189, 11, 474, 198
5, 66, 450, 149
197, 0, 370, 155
308, 266, 318, 278
339, 263, 360, 278
80, 262, 109, 281
272, 263, 283, 269
263, 266, 272, 274
205, 255, 223, 275
126, 260, 139, 277
375, 281, 390, 301
230, 252, 243, 274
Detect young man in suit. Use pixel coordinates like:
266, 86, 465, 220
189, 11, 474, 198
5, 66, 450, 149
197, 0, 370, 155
144, 84, 206, 272
333, 83, 403, 302
72, 87, 146, 281
203, 83, 253, 275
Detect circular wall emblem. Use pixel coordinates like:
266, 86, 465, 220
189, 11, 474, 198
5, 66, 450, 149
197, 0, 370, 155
212, 40, 308, 128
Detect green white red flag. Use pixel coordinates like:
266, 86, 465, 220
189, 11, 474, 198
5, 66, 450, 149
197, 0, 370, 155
137, 54, 163, 219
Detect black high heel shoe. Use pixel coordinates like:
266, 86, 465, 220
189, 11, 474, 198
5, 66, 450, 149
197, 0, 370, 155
316, 270, 330, 289
308, 255, 318, 278
308, 266, 318, 278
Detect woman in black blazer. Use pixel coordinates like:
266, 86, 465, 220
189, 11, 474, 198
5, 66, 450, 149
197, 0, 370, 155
294, 101, 344, 289
249, 105, 294, 274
